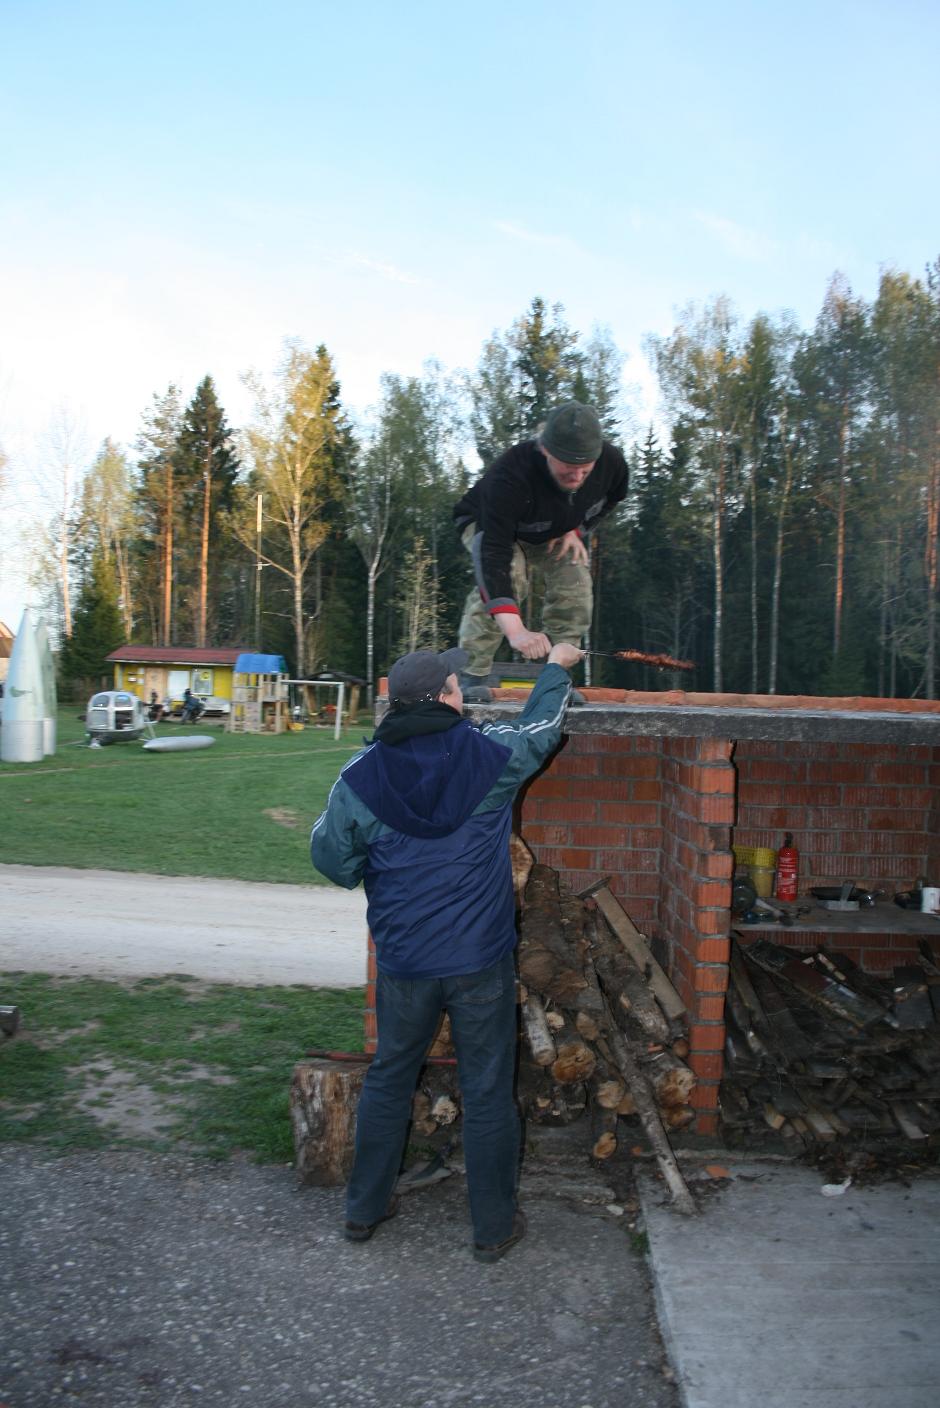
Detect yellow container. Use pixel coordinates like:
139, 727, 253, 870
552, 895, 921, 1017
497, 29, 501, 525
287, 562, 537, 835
753, 846, 777, 869
750, 865, 775, 898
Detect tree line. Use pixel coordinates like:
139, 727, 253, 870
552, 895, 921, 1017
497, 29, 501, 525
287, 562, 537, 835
48, 264, 940, 702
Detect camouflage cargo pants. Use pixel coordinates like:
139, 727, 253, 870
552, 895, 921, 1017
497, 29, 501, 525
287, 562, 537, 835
457, 524, 592, 678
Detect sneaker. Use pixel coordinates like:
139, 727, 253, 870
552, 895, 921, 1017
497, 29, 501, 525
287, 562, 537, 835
344, 1195, 400, 1242
472, 1209, 527, 1264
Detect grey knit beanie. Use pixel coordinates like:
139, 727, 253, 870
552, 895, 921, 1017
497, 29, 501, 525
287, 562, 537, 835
540, 402, 603, 464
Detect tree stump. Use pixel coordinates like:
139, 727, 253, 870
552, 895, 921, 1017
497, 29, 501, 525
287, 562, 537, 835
290, 1058, 368, 1186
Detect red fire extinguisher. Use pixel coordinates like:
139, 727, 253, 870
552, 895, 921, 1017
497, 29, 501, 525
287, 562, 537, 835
776, 833, 799, 901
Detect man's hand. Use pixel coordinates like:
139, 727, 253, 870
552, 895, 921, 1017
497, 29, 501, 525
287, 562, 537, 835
546, 530, 588, 565
500, 620, 552, 659
547, 643, 584, 671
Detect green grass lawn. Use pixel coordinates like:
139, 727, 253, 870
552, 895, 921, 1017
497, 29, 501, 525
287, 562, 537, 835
0, 706, 365, 883
0, 973, 365, 1161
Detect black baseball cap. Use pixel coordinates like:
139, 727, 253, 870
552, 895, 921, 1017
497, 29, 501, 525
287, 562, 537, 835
387, 647, 469, 704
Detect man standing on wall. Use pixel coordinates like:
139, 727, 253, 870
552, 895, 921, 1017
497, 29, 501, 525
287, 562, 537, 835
310, 639, 583, 1261
453, 401, 629, 702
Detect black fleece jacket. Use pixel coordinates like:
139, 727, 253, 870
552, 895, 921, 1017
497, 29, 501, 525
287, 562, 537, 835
453, 438, 629, 614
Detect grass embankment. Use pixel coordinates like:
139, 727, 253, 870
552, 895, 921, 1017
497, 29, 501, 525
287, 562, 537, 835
0, 706, 364, 882
0, 974, 364, 1161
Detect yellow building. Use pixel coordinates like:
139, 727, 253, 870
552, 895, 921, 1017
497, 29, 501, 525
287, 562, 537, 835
105, 645, 251, 715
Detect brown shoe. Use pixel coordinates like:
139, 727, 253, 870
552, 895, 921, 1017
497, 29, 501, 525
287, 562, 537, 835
344, 1195, 400, 1242
472, 1209, 527, 1263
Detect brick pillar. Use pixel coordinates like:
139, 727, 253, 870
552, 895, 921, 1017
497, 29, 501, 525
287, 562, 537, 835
659, 736, 735, 1134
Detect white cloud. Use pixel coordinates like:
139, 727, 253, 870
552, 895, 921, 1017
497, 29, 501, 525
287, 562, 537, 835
691, 211, 778, 262
492, 219, 576, 252
345, 254, 422, 286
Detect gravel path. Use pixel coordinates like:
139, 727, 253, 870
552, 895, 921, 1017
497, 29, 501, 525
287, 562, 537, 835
1, 863, 368, 986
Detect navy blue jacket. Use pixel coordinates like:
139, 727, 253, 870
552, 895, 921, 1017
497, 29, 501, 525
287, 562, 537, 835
309, 666, 572, 978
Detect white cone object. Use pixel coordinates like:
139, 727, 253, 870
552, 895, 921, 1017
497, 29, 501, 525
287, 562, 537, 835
1, 608, 44, 763
34, 615, 57, 755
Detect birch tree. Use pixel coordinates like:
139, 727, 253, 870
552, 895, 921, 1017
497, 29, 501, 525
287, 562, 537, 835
241, 342, 347, 675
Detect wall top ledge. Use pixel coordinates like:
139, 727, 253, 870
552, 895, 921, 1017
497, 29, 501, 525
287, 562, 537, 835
465, 698, 940, 745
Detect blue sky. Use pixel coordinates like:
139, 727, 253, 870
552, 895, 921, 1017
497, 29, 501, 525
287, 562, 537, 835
1, 0, 938, 625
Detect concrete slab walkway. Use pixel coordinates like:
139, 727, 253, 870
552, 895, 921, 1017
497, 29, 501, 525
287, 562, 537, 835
638, 1159, 940, 1408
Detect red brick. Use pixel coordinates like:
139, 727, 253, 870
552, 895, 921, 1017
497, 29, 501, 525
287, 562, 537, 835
696, 738, 734, 763
695, 994, 726, 1021
692, 765, 736, 795
566, 824, 625, 848
696, 909, 730, 937
689, 1082, 721, 1110
693, 963, 729, 994
873, 763, 930, 785
590, 779, 639, 801
689, 1023, 725, 1051
688, 1052, 725, 1081
524, 775, 576, 799
703, 852, 734, 879
530, 799, 597, 823
598, 802, 660, 825
693, 880, 731, 908
694, 1112, 720, 1135
632, 780, 661, 802
700, 795, 735, 824
741, 760, 808, 783
696, 937, 731, 963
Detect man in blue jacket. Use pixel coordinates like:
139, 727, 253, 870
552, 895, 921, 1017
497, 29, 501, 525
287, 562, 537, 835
310, 639, 582, 1262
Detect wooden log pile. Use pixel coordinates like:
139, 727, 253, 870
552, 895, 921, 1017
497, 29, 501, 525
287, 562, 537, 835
721, 935, 940, 1147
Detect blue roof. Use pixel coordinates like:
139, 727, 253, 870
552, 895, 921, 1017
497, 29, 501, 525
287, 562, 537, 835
234, 653, 287, 675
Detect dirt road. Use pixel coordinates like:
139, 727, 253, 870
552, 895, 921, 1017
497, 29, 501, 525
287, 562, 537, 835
0, 863, 368, 986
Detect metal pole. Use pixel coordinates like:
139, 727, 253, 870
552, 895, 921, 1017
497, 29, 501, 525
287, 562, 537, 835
334, 682, 345, 741
254, 493, 263, 648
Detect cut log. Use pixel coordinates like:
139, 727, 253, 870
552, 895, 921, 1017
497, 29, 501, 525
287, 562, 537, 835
590, 1102, 619, 1160
591, 911, 672, 1044
575, 1010, 601, 1042
589, 885, 686, 1021
644, 1046, 696, 1109
594, 1077, 628, 1110
517, 1060, 589, 1125
551, 1038, 597, 1086
519, 865, 591, 1008
428, 1012, 454, 1059
511, 832, 535, 903
290, 1058, 368, 1186
521, 993, 557, 1067
592, 981, 697, 1215
661, 1104, 695, 1132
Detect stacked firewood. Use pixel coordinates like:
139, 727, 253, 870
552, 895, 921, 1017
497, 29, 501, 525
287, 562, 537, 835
721, 935, 940, 1146
514, 862, 694, 1139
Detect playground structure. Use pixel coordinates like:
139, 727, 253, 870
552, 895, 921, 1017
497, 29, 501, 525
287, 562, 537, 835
228, 655, 363, 739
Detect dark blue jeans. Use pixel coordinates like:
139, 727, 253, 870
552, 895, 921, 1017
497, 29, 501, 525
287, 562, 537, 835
345, 949, 520, 1246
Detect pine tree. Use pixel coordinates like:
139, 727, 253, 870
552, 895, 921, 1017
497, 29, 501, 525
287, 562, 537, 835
58, 552, 124, 691
175, 376, 240, 646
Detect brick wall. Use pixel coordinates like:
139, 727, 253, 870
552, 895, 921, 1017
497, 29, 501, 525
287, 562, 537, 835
734, 740, 936, 893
